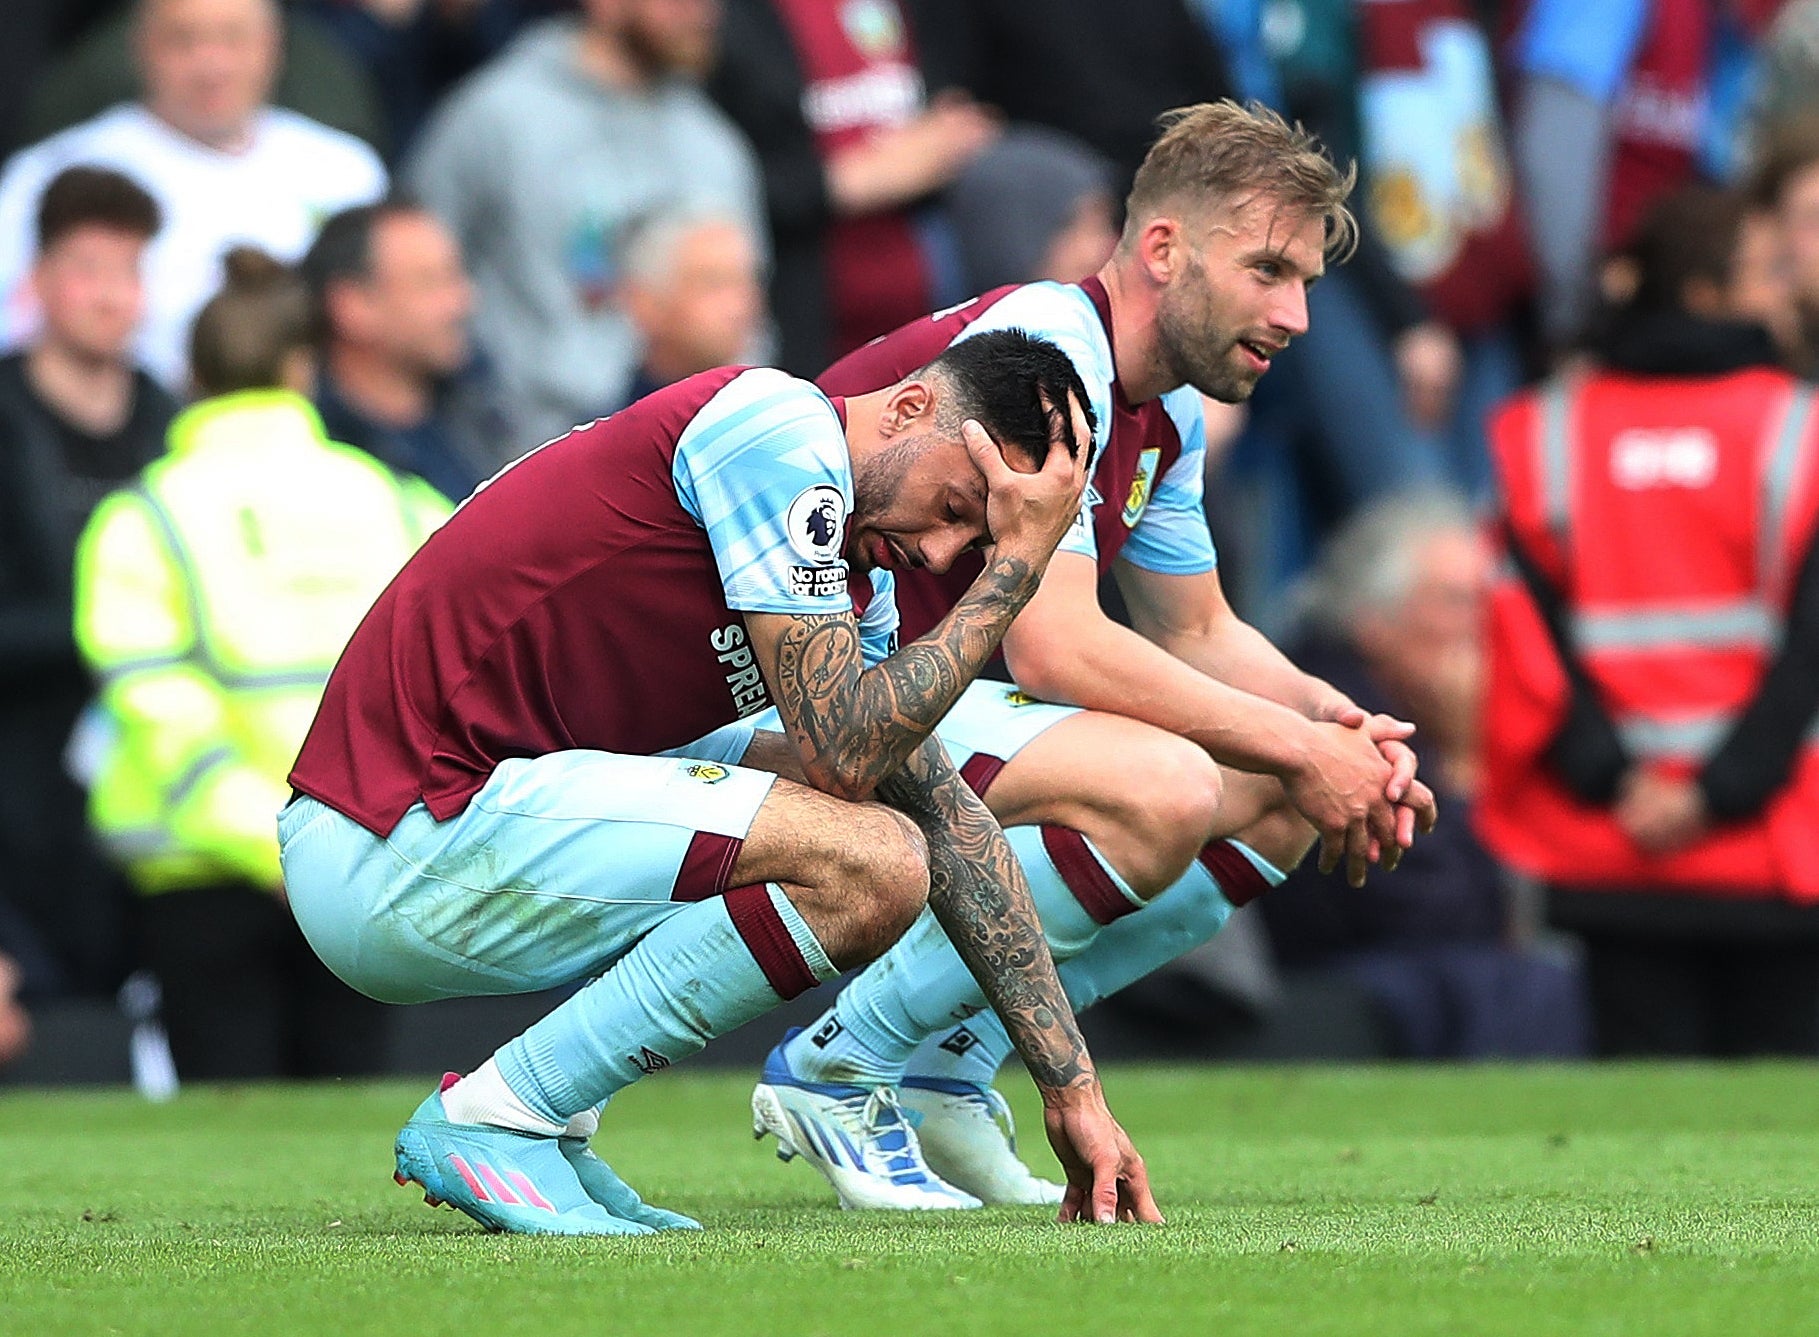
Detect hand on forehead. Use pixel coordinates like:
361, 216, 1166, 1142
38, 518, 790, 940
1039, 388, 1092, 467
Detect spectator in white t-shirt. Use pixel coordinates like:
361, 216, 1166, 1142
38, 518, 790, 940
0, 0, 387, 388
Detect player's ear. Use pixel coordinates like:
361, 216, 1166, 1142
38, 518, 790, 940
1139, 216, 1182, 284
881, 378, 935, 436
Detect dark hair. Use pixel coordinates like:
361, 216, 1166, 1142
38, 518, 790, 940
1625, 185, 1749, 314
1748, 114, 1819, 209
35, 165, 161, 252
298, 196, 424, 342
921, 328, 1097, 467
189, 247, 310, 398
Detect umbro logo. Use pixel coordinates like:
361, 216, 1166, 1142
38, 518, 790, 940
810, 1017, 843, 1048
630, 1046, 671, 1075
938, 1026, 979, 1057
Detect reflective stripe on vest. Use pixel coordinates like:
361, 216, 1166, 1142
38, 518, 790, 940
100, 825, 177, 860
99, 653, 190, 682
127, 484, 337, 692
1569, 598, 1780, 653
1761, 382, 1817, 593
1617, 710, 1819, 761
1537, 379, 1573, 537
167, 745, 236, 809
133, 483, 212, 662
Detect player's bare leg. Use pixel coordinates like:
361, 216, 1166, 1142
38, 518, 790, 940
729, 778, 933, 967
738, 784, 991, 1210
533, 778, 939, 1227
335, 750, 937, 1234
977, 710, 1226, 897
889, 720, 1314, 1204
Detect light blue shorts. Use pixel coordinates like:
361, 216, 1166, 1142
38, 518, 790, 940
280, 732, 775, 1005
748, 679, 1081, 797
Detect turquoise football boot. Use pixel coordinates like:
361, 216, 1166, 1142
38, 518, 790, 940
392, 1077, 653, 1236
559, 1134, 702, 1231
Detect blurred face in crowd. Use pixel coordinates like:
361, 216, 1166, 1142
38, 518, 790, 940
1036, 191, 1120, 286
625, 219, 763, 381
32, 225, 150, 365
1150, 191, 1324, 403
1354, 525, 1491, 756
330, 210, 473, 379
135, 0, 280, 149
618, 0, 720, 79
1726, 209, 1799, 354
1377, 528, 1489, 664
1776, 160, 1819, 311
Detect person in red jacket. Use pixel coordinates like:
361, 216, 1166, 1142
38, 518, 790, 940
1480, 184, 1819, 1057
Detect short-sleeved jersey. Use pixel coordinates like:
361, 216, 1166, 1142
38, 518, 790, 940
819, 277, 1216, 643
290, 367, 871, 835
856, 569, 900, 664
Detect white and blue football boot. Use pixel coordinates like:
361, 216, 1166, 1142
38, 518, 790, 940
899, 1078, 1065, 1207
751, 1032, 981, 1211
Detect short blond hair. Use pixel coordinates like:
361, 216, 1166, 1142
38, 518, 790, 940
1123, 100, 1358, 262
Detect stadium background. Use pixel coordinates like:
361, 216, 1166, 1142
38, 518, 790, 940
0, 5, 1817, 1331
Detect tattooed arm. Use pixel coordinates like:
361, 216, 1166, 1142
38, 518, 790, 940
876, 737, 1088, 1089
747, 416, 1087, 801
756, 540, 1158, 1220
875, 735, 1161, 1223
748, 550, 1040, 802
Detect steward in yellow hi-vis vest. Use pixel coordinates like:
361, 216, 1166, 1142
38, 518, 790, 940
73, 388, 451, 894
67, 242, 455, 1082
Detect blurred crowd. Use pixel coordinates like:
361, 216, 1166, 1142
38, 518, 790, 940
3, 0, 1819, 1081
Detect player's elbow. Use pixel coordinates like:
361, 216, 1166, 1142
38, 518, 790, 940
802, 758, 878, 805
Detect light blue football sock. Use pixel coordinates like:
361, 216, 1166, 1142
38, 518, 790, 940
497, 883, 836, 1123
899, 1010, 1013, 1090
905, 839, 1285, 1087
784, 823, 1135, 1088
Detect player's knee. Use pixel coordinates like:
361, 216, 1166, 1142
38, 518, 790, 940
1238, 791, 1318, 875
1110, 739, 1224, 896
836, 804, 930, 960
1143, 740, 1225, 843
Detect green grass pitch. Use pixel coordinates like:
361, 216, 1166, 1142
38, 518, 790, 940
3, 1064, 1817, 1336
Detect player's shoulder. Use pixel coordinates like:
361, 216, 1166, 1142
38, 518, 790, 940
958, 281, 1108, 355
678, 368, 844, 464
955, 282, 1116, 435
693, 366, 836, 423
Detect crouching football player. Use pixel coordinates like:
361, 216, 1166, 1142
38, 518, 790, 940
280, 333, 1159, 1233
